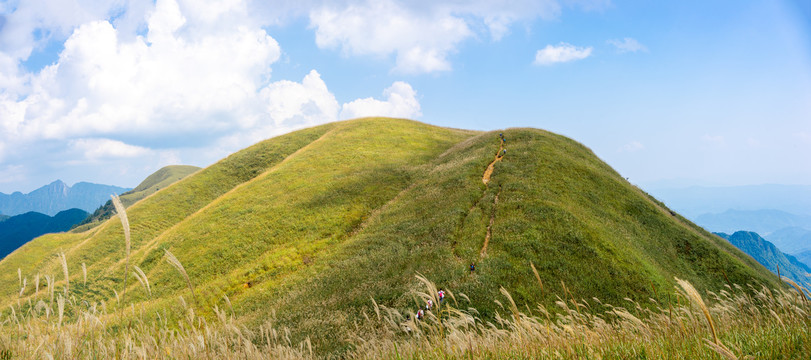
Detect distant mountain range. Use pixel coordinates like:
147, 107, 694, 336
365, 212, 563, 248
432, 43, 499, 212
695, 209, 811, 235
648, 184, 811, 219
0, 180, 130, 216
0, 209, 89, 260
794, 250, 811, 270
766, 227, 811, 255
716, 231, 811, 287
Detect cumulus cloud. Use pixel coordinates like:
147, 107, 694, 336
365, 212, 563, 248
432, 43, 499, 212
607, 37, 647, 53
534, 42, 592, 65
340, 81, 421, 120
309, 0, 561, 73
70, 138, 151, 159
2, 0, 282, 144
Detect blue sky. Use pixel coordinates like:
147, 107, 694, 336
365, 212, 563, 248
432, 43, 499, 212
0, 0, 809, 194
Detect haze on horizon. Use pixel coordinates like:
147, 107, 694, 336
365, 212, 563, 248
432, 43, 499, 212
0, 0, 809, 194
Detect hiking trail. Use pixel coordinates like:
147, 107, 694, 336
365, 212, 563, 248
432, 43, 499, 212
482, 140, 505, 185
479, 135, 506, 258
479, 186, 501, 258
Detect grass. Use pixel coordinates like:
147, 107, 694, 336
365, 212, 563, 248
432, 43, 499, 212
74, 165, 201, 230
0, 118, 785, 357
0, 271, 808, 359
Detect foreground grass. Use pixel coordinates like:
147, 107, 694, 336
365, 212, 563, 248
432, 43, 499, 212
1, 274, 808, 359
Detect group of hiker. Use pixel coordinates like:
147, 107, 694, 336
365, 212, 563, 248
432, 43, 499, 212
407, 133, 505, 326
412, 289, 446, 321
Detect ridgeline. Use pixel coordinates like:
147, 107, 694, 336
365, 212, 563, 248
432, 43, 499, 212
0, 118, 779, 355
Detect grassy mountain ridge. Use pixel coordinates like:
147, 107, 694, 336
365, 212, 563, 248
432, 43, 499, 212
73, 165, 201, 229
0, 118, 780, 355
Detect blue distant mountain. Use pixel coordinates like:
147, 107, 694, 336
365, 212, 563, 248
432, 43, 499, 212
647, 184, 811, 219
695, 209, 811, 235
794, 250, 811, 270
0, 209, 89, 260
0, 180, 130, 216
715, 231, 811, 287
766, 227, 811, 255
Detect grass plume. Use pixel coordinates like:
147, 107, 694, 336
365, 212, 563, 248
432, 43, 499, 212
132, 265, 151, 298
164, 249, 196, 307
111, 194, 131, 315
58, 252, 69, 295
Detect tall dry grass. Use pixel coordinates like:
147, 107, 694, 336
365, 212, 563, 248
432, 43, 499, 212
1, 201, 808, 358
1, 268, 809, 359
111, 194, 131, 317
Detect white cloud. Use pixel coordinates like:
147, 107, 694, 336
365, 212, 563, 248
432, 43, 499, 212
619, 141, 644, 153
309, 0, 561, 73
70, 138, 152, 159
340, 81, 421, 120
534, 42, 592, 65
607, 37, 647, 53
258, 70, 340, 134
1, 0, 282, 144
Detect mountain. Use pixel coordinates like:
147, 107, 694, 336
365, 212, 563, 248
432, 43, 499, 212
647, 185, 811, 219
765, 227, 811, 254
0, 181, 130, 216
0, 209, 89, 260
694, 209, 811, 235
0, 118, 778, 355
74, 165, 200, 230
794, 249, 811, 269
715, 231, 810, 287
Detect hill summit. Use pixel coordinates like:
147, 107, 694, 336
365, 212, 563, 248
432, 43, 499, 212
0, 118, 778, 354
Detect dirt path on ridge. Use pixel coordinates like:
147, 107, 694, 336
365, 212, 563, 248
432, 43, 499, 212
482, 141, 505, 185
480, 187, 501, 258
479, 137, 506, 258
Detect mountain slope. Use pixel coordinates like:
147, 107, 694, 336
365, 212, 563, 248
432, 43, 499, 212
0, 118, 779, 355
766, 226, 811, 254
715, 231, 810, 287
794, 249, 811, 269
0, 209, 89, 260
74, 165, 201, 229
0, 181, 129, 216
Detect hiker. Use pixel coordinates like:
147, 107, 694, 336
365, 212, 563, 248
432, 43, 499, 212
426, 299, 433, 310
416, 309, 424, 320
470, 263, 475, 272
502, 149, 506, 156
499, 133, 503, 138
438, 289, 445, 303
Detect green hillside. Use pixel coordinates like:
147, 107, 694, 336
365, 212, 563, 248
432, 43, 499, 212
73, 165, 201, 229
0, 118, 779, 355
